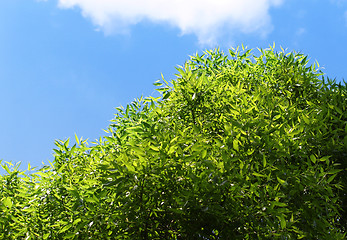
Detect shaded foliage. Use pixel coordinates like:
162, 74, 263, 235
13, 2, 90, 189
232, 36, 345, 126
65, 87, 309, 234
1, 45, 346, 239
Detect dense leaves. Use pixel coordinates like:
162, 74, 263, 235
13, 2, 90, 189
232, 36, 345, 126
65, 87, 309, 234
1, 45, 346, 239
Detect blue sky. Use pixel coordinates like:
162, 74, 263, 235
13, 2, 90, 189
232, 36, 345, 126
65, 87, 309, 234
1, 0, 346, 173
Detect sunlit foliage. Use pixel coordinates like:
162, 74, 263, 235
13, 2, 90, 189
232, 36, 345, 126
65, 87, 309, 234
1, 45, 346, 239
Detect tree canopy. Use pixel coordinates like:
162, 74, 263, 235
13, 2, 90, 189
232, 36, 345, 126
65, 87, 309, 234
1, 45, 346, 239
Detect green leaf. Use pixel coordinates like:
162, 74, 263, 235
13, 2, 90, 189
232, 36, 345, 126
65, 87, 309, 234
53, 149, 61, 155
125, 163, 135, 172
59, 224, 72, 234
277, 176, 286, 185
170, 136, 179, 144
327, 174, 337, 183
162, 91, 171, 100
318, 156, 330, 162
149, 145, 160, 152
334, 106, 343, 115
73, 218, 82, 225
201, 149, 207, 158
252, 172, 266, 178
273, 115, 281, 121
327, 169, 342, 175
3, 197, 13, 209
104, 136, 115, 143
310, 154, 316, 164
43, 233, 50, 240
277, 214, 286, 229
262, 155, 267, 168
64, 233, 76, 239
167, 145, 177, 155
272, 201, 287, 207
85, 196, 99, 203
74, 133, 80, 145
2, 164, 11, 174
302, 114, 310, 124
131, 146, 145, 155
233, 139, 239, 151
156, 87, 170, 92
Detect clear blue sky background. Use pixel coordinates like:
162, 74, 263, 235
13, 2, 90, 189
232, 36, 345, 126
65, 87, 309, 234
1, 0, 346, 174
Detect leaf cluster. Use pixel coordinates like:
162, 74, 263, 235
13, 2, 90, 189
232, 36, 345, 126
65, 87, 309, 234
1, 45, 346, 239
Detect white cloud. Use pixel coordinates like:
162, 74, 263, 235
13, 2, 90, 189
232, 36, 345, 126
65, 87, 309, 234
57, 0, 284, 45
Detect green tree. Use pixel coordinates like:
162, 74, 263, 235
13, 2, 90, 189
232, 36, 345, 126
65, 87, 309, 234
1, 45, 346, 239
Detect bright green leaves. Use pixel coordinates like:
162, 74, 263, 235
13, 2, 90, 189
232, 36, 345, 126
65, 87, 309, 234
149, 144, 160, 152
1, 45, 346, 239
2, 197, 13, 209
302, 114, 310, 125
310, 154, 332, 165
252, 172, 266, 178
277, 176, 286, 185
262, 155, 267, 168
232, 139, 239, 152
